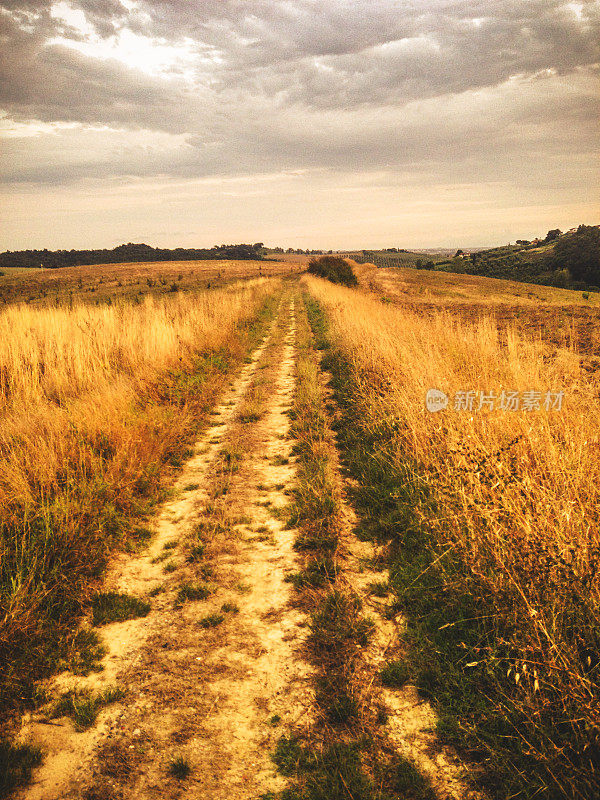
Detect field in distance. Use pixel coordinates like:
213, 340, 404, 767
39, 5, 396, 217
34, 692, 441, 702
0, 257, 298, 308
339, 248, 450, 268
356, 261, 600, 360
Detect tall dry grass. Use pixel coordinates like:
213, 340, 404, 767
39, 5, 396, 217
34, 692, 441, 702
0, 279, 276, 713
304, 275, 600, 795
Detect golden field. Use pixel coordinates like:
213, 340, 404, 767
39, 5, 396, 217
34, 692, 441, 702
0, 258, 297, 308
1, 257, 598, 796
360, 262, 599, 307
305, 271, 600, 795
0, 278, 278, 714
357, 262, 600, 360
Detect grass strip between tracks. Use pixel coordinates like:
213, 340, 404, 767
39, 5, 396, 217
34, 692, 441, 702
266, 292, 435, 800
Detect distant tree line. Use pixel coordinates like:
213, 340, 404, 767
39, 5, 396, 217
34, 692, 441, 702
435, 225, 600, 291
0, 242, 265, 270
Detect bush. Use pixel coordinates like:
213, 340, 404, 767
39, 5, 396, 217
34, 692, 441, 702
307, 256, 358, 287
550, 268, 570, 288
545, 228, 562, 242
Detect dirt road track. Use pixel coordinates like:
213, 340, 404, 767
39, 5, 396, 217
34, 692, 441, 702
18, 295, 311, 800
16, 288, 482, 800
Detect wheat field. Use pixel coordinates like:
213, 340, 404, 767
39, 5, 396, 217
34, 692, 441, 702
1, 264, 598, 797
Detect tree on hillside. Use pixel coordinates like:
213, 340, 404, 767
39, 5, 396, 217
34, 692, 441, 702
545, 229, 562, 243
549, 225, 600, 285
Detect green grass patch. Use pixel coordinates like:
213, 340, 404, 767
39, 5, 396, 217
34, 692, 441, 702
292, 532, 338, 552
285, 557, 337, 589
218, 445, 243, 473
187, 543, 205, 561
122, 525, 153, 553
315, 677, 359, 724
176, 582, 211, 604
50, 686, 125, 730
374, 754, 436, 799
379, 660, 410, 688
91, 592, 151, 626
367, 580, 389, 597
272, 737, 373, 800
308, 591, 373, 654
62, 628, 107, 675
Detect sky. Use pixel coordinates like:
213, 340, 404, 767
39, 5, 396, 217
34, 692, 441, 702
0, 0, 599, 251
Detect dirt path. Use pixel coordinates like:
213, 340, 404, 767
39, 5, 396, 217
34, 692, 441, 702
15, 288, 482, 800
17, 294, 312, 800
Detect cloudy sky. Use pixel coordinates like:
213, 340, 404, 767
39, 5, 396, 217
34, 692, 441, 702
1, 0, 599, 250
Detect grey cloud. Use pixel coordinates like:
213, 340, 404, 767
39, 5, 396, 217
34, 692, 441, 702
0, 0, 598, 194
3, 1, 599, 126
0, 12, 203, 132
193, 2, 600, 109
2, 68, 597, 188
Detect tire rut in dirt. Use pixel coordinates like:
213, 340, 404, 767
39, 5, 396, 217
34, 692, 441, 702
64, 297, 311, 800
16, 298, 305, 800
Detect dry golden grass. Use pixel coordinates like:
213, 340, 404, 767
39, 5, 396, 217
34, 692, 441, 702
0, 258, 298, 308
0, 280, 266, 413
305, 274, 600, 794
356, 262, 600, 308
0, 278, 278, 715
357, 262, 600, 369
